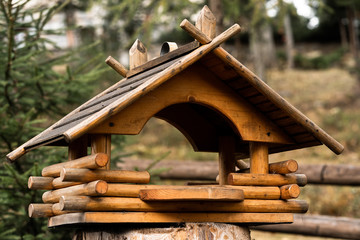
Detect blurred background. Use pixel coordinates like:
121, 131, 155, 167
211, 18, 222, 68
1, 0, 359, 239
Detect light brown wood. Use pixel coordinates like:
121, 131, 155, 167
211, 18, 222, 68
180, 19, 211, 44
42, 180, 108, 203
60, 168, 150, 184
228, 173, 307, 186
51, 203, 77, 216
218, 136, 236, 185
28, 203, 54, 218
105, 56, 128, 77
64, 23, 241, 141
49, 212, 293, 227
60, 196, 308, 213
129, 39, 148, 70
52, 177, 82, 189
90, 134, 111, 170
180, 19, 344, 155
280, 184, 301, 199
195, 5, 217, 40
104, 184, 280, 200
139, 187, 243, 201
250, 142, 269, 174
41, 153, 109, 177
239, 159, 299, 174
28, 176, 53, 190
68, 136, 88, 161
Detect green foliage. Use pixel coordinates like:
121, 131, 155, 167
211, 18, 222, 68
294, 47, 345, 69
0, 0, 108, 238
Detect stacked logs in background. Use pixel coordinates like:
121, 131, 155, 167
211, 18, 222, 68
28, 155, 308, 223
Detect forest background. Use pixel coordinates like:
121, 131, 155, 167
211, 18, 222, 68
1, 0, 359, 239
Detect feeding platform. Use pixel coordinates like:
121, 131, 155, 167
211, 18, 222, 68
8, 5, 343, 229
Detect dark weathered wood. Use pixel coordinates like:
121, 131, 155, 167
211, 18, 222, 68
218, 136, 236, 185
253, 214, 360, 240
48, 212, 293, 227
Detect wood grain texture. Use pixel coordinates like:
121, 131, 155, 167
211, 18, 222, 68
280, 184, 300, 199
139, 187, 243, 201
250, 142, 269, 174
48, 212, 294, 227
129, 39, 148, 70
42, 180, 108, 203
228, 173, 307, 186
61, 168, 150, 184
28, 176, 53, 190
41, 153, 109, 177
28, 203, 53, 218
195, 5, 217, 39
218, 136, 236, 185
90, 134, 111, 170
60, 196, 308, 213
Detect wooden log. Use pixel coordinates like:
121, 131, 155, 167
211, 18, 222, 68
253, 214, 360, 240
180, 18, 343, 155
129, 39, 148, 70
139, 187, 244, 201
60, 196, 308, 213
218, 136, 236, 185
60, 168, 150, 184
28, 203, 54, 218
49, 212, 293, 227
236, 160, 249, 170
280, 184, 300, 199
105, 56, 128, 78
41, 153, 109, 177
228, 173, 307, 186
71, 223, 251, 240
42, 180, 108, 203
195, 5, 217, 39
90, 134, 111, 170
52, 203, 77, 216
28, 176, 53, 190
250, 142, 269, 174
239, 159, 299, 174
52, 177, 82, 189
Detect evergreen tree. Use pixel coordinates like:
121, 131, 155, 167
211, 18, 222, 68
0, 0, 108, 238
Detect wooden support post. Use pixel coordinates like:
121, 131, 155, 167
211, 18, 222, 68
41, 153, 109, 177
60, 168, 150, 184
250, 142, 269, 174
228, 173, 307, 186
105, 56, 128, 77
68, 135, 88, 161
218, 136, 236, 185
196, 5, 217, 40
129, 39, 148, 70
91, 134, 111, 170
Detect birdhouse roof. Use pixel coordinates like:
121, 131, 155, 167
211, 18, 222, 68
7, 22, 343, 162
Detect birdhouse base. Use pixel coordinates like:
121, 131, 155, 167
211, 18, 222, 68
48, 212, 293, 227
72, 222, 251, 239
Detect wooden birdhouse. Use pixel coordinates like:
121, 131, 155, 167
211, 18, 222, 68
7, 5, 343, 236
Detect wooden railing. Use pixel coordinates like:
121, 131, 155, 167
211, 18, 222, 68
118, 159, 360, 239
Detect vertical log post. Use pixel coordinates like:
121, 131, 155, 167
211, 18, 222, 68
250, 142, 269, 174
218, 136, 236, 185
129, 39, 148, 70
196, 5, 217, 40
91, 135, 111, 170
68, 136, 88, 161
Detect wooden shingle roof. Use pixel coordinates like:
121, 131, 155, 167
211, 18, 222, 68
7, 23, 343, 162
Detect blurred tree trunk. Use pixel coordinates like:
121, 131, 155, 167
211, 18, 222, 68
284, 13, 294, 69
339, 19, 348, 49
64, 3, 77, 48
347, 7, 360, 82
209, 0, 224, 35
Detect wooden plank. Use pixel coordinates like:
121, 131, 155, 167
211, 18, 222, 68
129, 39, 148, 70
253, 214, 360, 240
250, 142, 269, 174
60, 196, 308, 213
41, 153, 109, 177
63, 23, 241, 142
280, 184, 300, 199
218, 136, 236, 185
48, 212, 293, 227
42, 180, 108, 203
61, 168, 150, 184
228, 173, 307, 186
139, 187, 244, 201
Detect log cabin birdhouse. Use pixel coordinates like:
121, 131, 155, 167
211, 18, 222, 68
7, 6, 343, 230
